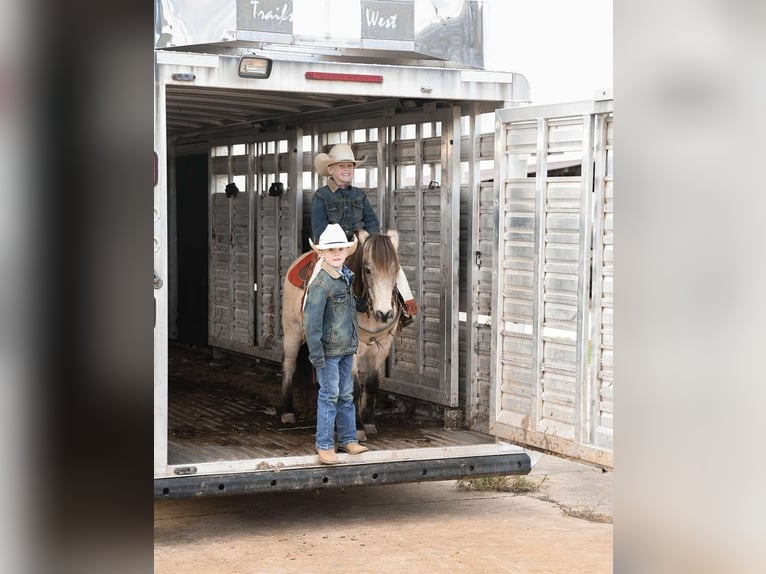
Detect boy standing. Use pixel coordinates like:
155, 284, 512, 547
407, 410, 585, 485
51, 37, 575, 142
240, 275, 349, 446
303, 224, 369, 465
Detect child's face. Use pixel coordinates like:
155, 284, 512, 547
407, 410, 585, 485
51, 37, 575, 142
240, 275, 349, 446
328, 162, 354, 186
323, 246, 349, 269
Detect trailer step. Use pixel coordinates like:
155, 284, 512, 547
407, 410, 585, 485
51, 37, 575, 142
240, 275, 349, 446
155, 449, 531, 498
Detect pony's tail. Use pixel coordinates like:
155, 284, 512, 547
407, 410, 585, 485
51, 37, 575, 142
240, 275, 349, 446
294, 343, 316, 398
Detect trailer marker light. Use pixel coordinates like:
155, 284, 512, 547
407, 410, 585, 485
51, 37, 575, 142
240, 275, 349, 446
305, 71, 383, 84
239, 56, 273, 79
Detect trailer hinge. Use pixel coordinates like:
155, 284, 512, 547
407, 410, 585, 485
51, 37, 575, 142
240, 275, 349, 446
173, 466, 198, 476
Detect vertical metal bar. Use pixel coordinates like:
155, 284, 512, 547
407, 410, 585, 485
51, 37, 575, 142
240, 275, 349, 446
532, 117, 548, 430
153, 61, 168, 471
382, 124, 396, 375
377, 126, 386, 227
387, 124, 396, 229
227, 145, 235, 343
292, 127, 304, 259
273, 141, 281, 346
489, 110, 507, 430
312, 133, 318, 199
441, 106, 461, 406
247, 142, 256, 346
254, 142, 263, 346
414, 122, 424, 376
589, 112, 608, 446
465, 104, 481, 427
576, 114, 596, 445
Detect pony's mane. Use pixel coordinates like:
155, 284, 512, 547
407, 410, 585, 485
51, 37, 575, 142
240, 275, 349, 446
363, 233, 398, 272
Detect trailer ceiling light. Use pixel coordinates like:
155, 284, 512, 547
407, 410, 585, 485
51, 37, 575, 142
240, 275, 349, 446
305, 71, 383, 84
238, 56, 273, 79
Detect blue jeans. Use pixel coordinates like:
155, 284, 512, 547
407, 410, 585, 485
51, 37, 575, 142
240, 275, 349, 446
315, 354, 357, 450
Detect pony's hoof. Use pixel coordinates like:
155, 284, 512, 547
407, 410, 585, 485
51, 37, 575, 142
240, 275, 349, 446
356, 429, 368, 442
363, 424, 378, 436
281, 413, 296, 424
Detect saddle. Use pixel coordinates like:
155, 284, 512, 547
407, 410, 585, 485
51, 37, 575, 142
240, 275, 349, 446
287, 252, 319, 289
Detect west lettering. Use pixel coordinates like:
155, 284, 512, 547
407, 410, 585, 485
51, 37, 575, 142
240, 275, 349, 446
365, 9, 398, 29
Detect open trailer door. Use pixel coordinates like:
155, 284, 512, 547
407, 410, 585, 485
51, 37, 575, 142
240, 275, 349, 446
154, 51, 169, 472
490, 98, 614, 468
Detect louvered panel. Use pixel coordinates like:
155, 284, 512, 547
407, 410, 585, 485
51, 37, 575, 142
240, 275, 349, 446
210, 192, 233, 344
594, 160, 614, 449
229, 193, 252, 346
256, 193, 279, 348
492, 100, 614, 469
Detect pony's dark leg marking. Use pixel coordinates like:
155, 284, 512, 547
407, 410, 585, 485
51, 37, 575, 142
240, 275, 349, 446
353, 372, 365, 439
360, 370, 379, 435
279, 331, 303, 424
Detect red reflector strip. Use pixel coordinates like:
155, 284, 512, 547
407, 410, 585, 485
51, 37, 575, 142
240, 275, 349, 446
305, 71, 383, 83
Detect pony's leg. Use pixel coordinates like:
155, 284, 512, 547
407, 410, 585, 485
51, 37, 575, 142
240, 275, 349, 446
360, 341, 393, 436
352, 354, 367, 442
279, 329, 302, 424
353, 352, 377, 437
359, 369, 379, 436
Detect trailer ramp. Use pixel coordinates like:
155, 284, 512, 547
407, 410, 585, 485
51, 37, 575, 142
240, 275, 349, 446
155, 344, 534, 498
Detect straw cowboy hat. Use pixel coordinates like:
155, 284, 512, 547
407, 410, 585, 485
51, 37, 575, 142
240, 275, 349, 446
314, 143, 366, 177
309, 223, 358, 256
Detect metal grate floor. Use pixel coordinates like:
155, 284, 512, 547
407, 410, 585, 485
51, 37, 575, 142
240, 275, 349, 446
166, 343, 496, 465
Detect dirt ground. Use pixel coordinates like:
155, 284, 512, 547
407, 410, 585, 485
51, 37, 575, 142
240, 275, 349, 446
154, 454, 613, 573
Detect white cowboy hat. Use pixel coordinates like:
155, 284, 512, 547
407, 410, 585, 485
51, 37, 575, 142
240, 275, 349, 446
314, 143, 366, 177
309, 223, 358, 255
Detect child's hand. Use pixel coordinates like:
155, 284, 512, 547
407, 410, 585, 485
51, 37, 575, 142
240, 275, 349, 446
404, 299, 418, 316
310, 357, 325, 369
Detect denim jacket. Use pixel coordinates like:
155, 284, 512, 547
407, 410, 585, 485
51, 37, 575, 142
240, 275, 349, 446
303, 261, 358, 368
311, 178, 380, 242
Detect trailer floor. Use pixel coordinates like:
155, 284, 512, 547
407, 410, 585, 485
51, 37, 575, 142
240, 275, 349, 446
167, 342, 496, 465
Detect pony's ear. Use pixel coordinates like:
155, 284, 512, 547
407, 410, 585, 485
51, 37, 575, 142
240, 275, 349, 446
357, 229, 369, 244
386, 229, 399, 251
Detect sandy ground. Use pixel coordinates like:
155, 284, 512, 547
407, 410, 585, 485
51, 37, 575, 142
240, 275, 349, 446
154, 454, 612, 573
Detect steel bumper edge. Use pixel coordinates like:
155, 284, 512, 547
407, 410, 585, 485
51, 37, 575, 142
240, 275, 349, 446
154, 451, 532, 499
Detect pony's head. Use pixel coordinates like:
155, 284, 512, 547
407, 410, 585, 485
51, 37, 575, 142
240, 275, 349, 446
350, 230, 400, 324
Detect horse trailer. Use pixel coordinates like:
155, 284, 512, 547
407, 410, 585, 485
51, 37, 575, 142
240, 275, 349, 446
154, 0, 613, 498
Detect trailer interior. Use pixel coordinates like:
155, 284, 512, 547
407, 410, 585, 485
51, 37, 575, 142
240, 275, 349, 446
155, 50, 537, 497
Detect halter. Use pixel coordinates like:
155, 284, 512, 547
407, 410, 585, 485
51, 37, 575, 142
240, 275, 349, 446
358, 304, 401, 348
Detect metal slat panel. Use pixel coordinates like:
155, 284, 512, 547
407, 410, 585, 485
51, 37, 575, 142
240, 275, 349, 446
491, 100, 613, 468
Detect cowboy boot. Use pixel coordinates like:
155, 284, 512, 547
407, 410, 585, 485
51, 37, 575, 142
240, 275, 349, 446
316, 448, 339, 465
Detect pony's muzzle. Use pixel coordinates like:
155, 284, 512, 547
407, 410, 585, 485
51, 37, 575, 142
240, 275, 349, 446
374, 309, 393, 323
